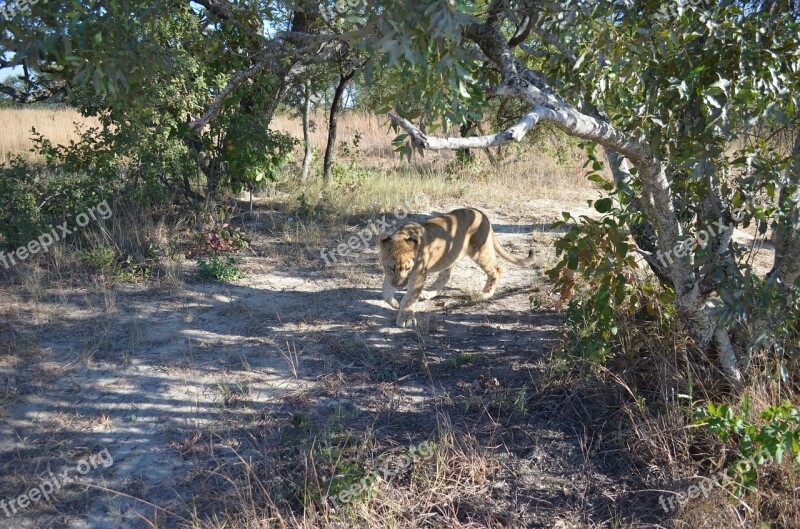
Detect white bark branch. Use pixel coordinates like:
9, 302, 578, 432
388, 110, 541, 149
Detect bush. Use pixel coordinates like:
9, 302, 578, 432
186, 223, 249, 258
197, 254, 247, 282
696, 399, 800, 495
79, 245, 154, 283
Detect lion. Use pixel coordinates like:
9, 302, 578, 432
380, 208, 534, 327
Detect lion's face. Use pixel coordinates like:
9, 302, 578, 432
381, 231, 419, 288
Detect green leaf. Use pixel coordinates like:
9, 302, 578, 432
594, 198, 613, 213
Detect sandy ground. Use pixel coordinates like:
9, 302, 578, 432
0, 195, 726, 528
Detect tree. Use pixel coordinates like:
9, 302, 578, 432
384, 0, 800, 384
323, 68, 356, 184
0, 1, 357, 201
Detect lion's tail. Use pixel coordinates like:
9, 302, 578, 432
492, 234, 534, 265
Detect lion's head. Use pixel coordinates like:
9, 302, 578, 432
380, 224, 422, 288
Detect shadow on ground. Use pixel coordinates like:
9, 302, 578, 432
0, 209, 671, 529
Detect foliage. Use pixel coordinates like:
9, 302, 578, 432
294, 193, 326, 221
314, 444, 375, 505
217, 91, 299, 195
80, 246, 153, 282
0, 157, 49, 249
449, 352, 477, 368
369, 1, 497, 157
197, 254, 247, 282
535, 1, 800, 363
186, 223, 249, 259
547, 149, 643, 361
1, 1, 303, 205
0, 142, 114, 250
696, 399, 800, 494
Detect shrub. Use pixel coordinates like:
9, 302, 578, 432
197, 254, 247, 282
696, 399, 800, 495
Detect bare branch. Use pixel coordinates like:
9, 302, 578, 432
388, 110, 541, 150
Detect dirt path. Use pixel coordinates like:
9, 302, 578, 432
0, 202, 660, 528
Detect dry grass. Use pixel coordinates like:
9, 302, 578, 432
547, 300, 800, 529
0, 107, 100, 164
178, 417, 513, 529
272, 110, 397, 159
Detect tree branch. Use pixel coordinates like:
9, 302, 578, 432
389, 109, 541, 149
188, 36, 343, 131
508, 15, 533, 47
0, 82, 64, 103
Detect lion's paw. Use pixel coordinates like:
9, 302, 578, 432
396, 312, 417, 328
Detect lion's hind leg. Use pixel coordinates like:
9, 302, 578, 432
470, 243, 502, 300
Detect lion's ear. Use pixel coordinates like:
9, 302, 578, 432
406, 235, 418, 246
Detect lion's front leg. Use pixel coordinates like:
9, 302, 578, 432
382, 274, 400, 308
397, 271, 426, 328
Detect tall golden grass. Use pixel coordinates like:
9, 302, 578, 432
0, 108, 395, 164
0, 107, 100, 164
272, 110, 397, 158
1, 106, 593, 196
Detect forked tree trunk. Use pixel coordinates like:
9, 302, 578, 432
390, 17, 751, 384
323, 70, 355, 185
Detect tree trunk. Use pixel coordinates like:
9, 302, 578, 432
323, 70, 355, 185
456, 119, 476, 164
265, 69, 292, 124
301, 81, 312, 181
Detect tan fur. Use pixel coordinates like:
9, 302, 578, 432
380, 208, 534, 327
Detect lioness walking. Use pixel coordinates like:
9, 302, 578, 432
380, 208, 534, 327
